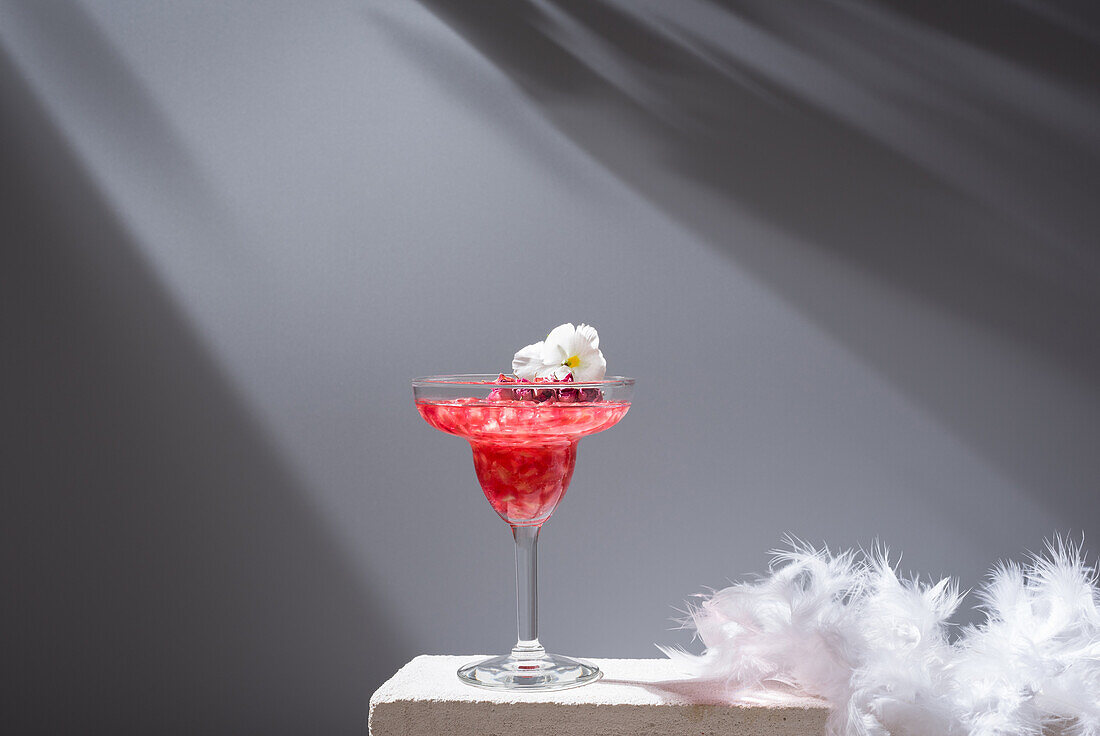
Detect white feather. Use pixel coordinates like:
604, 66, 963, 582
667, 536, 1100, 736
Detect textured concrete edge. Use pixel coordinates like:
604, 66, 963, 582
369, 699, 829, 736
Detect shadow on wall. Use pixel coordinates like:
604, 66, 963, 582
0, 32, 403, 736
401, 0, 1100, 514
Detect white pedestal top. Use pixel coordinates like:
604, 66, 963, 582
369, 655, 830, 735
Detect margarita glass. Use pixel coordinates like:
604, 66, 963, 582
413, 374, 634, 690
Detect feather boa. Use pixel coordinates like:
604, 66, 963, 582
662, 537, 1100, 736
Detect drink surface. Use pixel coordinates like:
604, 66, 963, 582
416, 398, 631, 525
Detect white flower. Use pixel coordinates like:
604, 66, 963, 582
512, 323, 607, 381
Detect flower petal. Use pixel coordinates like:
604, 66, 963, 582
549, 364, 574, 380
564, 325, 599, 364
571, 349, 606, 381
575, 323, 600, 350
545, 323, 577, 346
540, 338, 568, 366
542, 323, 576, 362
535, 364, 563, 380
512, 342, 547, 380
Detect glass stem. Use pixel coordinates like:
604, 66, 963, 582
511, 524, 544, 658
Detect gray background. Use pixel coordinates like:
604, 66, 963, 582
3, 1, 1098, 734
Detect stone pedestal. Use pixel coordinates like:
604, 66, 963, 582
369, 655, 830, 735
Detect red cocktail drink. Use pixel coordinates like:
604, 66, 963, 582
416, 398, 631, 525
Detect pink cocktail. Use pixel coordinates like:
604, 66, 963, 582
416, 398, 630, 525
413, 374, 634, 691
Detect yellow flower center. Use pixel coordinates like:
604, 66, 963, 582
565, 355, 581, 368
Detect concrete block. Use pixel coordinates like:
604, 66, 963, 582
369, 655, 829, 735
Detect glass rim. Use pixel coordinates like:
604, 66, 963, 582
412, 373, 635, 389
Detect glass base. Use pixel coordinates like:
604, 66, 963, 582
457, 651, 602, 691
